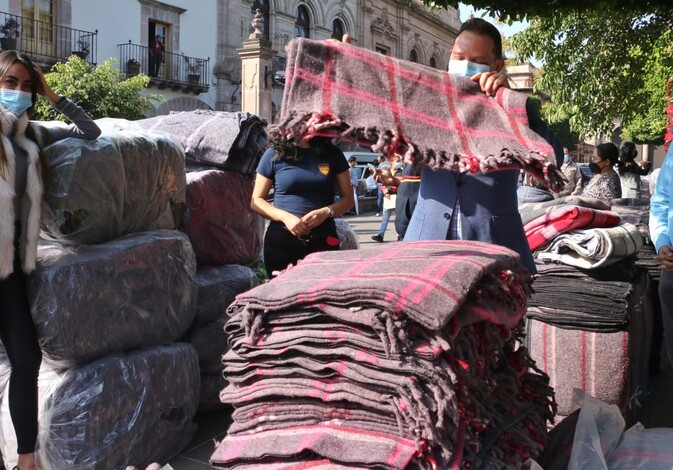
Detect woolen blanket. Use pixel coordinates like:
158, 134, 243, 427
536, 223, 644, 269
229, 240, 531, 332
273, 38, 565, 191
524, 205, 621, 251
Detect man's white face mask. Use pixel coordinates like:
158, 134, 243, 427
447, 59, 491, 78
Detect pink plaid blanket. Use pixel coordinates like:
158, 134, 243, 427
273, 38, 565, 192
210, 424, 419, 469
230, 240, 532, 332
524, 205, 621, 251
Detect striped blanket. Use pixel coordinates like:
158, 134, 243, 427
216, 241, 555, 468
273, 38, 565, 191
536, 223, 644, 269
229, 240, 532, 332
524, 205, 621, 251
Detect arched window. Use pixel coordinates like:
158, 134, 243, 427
249, 0, 270, 40
409, 49, 419, 63
429, 57, 438, 69
294, 5, 310, 38
332, 18, 345, 40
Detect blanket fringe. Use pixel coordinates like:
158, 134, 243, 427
269, 112, 567, 192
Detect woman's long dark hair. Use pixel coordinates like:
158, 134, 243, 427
0, 50, 48, 185
618, 141, 637, 176
269, 135, 334, 163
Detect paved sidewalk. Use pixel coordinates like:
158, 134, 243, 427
168, 211, 673, 468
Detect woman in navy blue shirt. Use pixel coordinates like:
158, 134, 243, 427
252, 137, 353, 275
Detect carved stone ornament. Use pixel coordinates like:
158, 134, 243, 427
250, 9, 264, 39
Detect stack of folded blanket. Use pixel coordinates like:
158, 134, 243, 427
519, 197, 643, 269
525, 260, 652, 418
212, 241, 555, 469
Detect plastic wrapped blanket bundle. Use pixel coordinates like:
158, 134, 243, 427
184, 169, 264, 265
41, 132, 186, 245
28, 230, 197, 368
0, 344, 200, 470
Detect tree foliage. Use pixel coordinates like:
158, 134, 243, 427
423, 0, 672, 22
509, 10, 672, 142
33, 56, 163, 122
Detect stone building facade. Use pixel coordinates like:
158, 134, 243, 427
215, 0, 460, 117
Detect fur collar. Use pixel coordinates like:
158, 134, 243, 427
0, 107, 43, 279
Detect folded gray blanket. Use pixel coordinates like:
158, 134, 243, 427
536, 223, 644, 269
229, 240, 532, 332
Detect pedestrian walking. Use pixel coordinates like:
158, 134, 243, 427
347, 156, 360, 215
371, 155, 403, 242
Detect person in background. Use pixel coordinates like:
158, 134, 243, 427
517, 172, 554, 205
0, 50, 101, 470
251, 136, 353, 276
374, 154, 386, 216
618, 141, 651, 199
555, 147, 583, 197
149, 34, 165, 78
650, 144, 673, 366
371, 155, 403, 242
402, 18, 563, 274
581, 143, 622, 203
347, 156, 360, 215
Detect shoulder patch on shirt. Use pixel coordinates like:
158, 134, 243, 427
318, 163, 330, 175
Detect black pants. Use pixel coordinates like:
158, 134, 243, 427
660, 271, 673, 365
263, 220, 340, 275
0, 226, 42, 454
149, 53, 162, 77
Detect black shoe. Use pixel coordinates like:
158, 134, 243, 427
371, 234, 384, 243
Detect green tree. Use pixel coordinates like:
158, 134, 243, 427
423, 1, 671, 22
509, 10, 672, 142
33, 56, 163, 121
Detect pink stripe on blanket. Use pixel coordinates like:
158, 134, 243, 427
442, 70, 475, 159
328, 40, 504, 112
524, 205, 621, 251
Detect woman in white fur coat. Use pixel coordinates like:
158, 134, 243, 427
0, 50, 100, 470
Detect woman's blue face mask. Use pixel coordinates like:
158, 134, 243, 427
0, 89, 33, 116
447, 59, 491, 78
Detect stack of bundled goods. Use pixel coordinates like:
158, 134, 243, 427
519, 196, 652, 422
0, 129, 200, 469
138, 111, 270, 412
212, 241, 556, 469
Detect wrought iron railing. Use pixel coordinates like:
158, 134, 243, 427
118, 41, 209, 90
0, 11, 97, 64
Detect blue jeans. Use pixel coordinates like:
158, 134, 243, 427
377, 208, 394, 237
376, 186, 384, 213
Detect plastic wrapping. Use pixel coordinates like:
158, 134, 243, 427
184, 169, 264, 265
193, 264, 260, 326
183, 319, 228, 374
0, 343, 200, 470
28, 230, 197, 368
335, 218, 359, 250
137, 110, 268, 175
568, 390, 624, 470
199, 373, 230, 413
41, 132, 186, 245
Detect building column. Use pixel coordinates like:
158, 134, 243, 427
237, 10, 276, 122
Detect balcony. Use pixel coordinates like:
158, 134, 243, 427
118, 41, 209, 94
0, 11, 97, 66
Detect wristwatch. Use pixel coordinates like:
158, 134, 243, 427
326, 206, 335, 218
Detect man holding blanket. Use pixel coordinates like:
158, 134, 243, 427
403, 18, 563, 274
